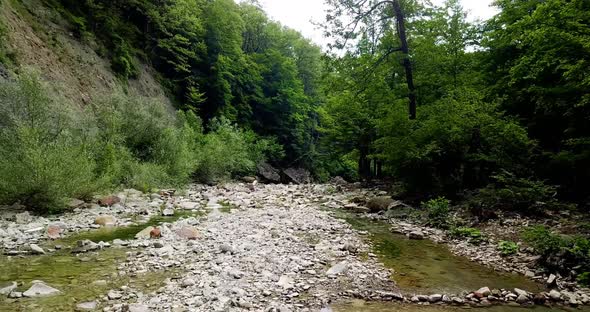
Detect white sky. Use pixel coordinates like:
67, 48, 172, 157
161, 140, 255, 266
239, 0, 499, 49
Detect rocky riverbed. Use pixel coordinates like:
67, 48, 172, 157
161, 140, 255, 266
1, 182, 589, 311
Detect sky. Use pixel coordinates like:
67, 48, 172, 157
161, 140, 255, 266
239, 0, 499, 49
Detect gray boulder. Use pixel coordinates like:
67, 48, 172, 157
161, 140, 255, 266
366, 196, 394, 213
257, 162, 281, 183
283, 168, 311, 184
23, 281, 60, 297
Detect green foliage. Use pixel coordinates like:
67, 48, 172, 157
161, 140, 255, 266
194, 117, 283, 183
523, 226, 590, 277
471, 171, 568, 214
578, 272, 590, 287
450, 227, 484, 245
422, 197, 451, 229
0, 71, 97, 213
498, 240, 519, 256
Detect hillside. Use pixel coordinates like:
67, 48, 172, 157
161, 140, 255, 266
0, 0, 171, 107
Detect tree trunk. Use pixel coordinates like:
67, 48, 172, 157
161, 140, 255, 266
392, 0, 417, 120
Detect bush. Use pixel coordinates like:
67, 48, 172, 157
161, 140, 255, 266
0, 71, 98, 213
522, 226, 590, 278
498, 240, 518, 256
194, 117, 283, 183
450, 227, 483, 244
423, 197, 451, 228
471, 171, 567, 214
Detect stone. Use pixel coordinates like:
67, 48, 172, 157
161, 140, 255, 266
68, 199, 85, 209
533, 293, 546, 304
150, 227, 162, 239
175, 226, 200, 240
128, 303, 150, 312
366, 196, 394, 213
514, 288, 528, 297
474, 287, 491, 298
76, 301, 98, 311
242, 176, 257, 183
181, 278, 195, 288
277, 275, 294, 289
94, 215, 116, 227
0, 281, 17, 295
257, 162, 281, 183
220, 244, 235, 254
30, 243, 45, 255
452, 297, 464, 304
546, 274, 557, 286
407, 230, 424, 240
283, 168, 311, 184
15, 212, 32, 224
135, 226, 155, 239
8, 291, 22, 298
525, 271, 535, 278
47, 225, 62, 239
23, 281, 61, 297
549, 290, 561, 301
516, 294, 528, 304
326, 261, 348, 275
107, 290, 122, 300
98, 196, 121, 207
428, 294, 443, 303
162, 208, 174, 216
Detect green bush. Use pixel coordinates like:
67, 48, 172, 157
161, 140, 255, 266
423, 197, 451, 228
194, 117, 283, 183
0, 72, 98, 213
450, 227, 483, 244
471, 171, 567, 214
578, 272, 590, 287
498, 240, 518, 256
523, 226, 590, 278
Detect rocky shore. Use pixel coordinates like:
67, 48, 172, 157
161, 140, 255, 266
1, 182, 589, 311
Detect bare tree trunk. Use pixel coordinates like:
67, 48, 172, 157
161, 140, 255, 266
392, 0, 416, 120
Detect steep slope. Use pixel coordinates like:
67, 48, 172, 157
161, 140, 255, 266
0, 0, 172, 107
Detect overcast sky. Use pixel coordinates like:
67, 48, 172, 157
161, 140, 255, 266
239, 0, 499, 48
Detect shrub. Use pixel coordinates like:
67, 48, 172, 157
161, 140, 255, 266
522, 226, 590, 277
0, 71, 98, 213
498, 240, 518, 256
471, 171, 567, 214
450, 227, 483, 244
579, 272, 590, 287
423, 197, 450, 228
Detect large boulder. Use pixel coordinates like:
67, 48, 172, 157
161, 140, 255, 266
366, 196, 395, 213
257, 162, 281, 183
283, 168, 311, 184
98, 196, 121, 207
23, 281, 60, 297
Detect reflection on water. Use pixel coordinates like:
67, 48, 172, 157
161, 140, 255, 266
332, 300, 587, 312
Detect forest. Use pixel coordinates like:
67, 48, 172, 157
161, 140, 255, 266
2, 0, 588, 213
1, 0, 590, 310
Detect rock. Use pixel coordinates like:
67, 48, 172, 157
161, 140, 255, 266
257, 162, 281, 183
181, 278, 195, 288
516, 294, 528, 304
94, 215, 116, 227
23, 281, 61, 297
0, 281, 17, 295
76, 301, 98, 311
474, 287, 491, 298
98, 196, 121, 207
549, 290, 561, 301
107, 290, 122, 300
135, 226, 155, 239
128, 303, 150, 312
514, 288, 528, 297
47, 225, 62, 239
277, 275, 294, 289
72, 240, 100, 254
150, 227, 162, 239
428, 294, 443, 303
283, 168, 311, 184
242, 176, 257, 183
220, 244, 235, 254
162, 208, 174, 216
30, 243, 45, 255
15, 212, 32, 224
8, 291, 22, 298
68, 199, 85, 209
326, 261, 348, 275
407, 230, 424, 240
175, 226, 199, 240
452, 297, 464, 304
525, 271, 535, 278
533, 293, 546, 304
366, 196, 394, 213
546, 274, 557, 286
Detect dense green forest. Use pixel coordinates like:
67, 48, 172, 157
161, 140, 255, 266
1, 0, 589, 215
